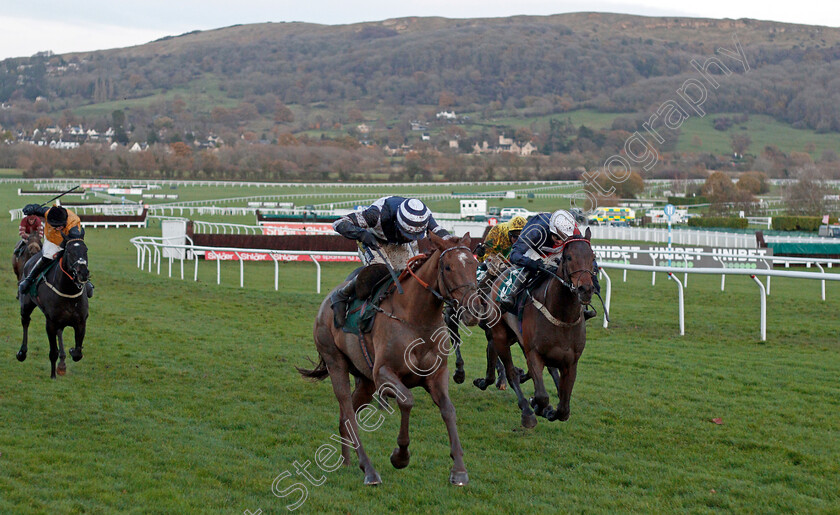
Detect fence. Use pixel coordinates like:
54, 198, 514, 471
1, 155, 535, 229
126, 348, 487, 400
597, 262, 840, 341
129, 236, 359, 294
593, 225, 837, 248
130, 236, 839, 342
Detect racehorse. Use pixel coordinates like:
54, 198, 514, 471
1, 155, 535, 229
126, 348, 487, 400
487, 228, 596, 428
13, 232, 42, 284
17, 237, 89, 378
298, 233, 478, 486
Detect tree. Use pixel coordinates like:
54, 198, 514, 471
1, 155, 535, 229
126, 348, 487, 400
784, 165, 832, 216
702, 171, 739, 204
730, 133, 751, 157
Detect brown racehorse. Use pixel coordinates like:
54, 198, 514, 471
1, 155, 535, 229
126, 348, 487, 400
298, 233, 477, 486
13, 232, 42, 284
488, 229, 596, 428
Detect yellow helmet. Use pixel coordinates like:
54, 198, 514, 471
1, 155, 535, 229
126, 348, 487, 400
508, 216, 527, 232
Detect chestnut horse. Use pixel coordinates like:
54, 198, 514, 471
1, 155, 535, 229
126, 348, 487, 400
298, 233, 478, 486
13, 232, 42, 284
488, 229, 596, 428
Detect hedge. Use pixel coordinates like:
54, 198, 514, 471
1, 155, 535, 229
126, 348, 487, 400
667, 196, 708, 206
771, 216, 838, 232
688, 217, 749, 229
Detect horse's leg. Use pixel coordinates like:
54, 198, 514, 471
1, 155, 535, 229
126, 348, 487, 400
46, 320, 59, 379
17, 299, 36, 362
446, 307, 465, 384
525, 351, 552, 419
68, 322, 85, 362
374, 367, 414, 471
326, 357, 381, 485
473, 338, 498, 391
551, 361, 578, 422
426, 370, 469, 486
57, 329, 67, 376
494, 334, 537, 428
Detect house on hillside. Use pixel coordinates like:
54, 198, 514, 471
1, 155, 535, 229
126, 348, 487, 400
436, 111, 456, 120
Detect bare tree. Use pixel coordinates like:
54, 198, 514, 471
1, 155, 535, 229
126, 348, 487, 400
784, 165, 832, 216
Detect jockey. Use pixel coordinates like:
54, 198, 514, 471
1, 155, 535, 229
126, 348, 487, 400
476, 215, 527, 281
17, 204, 94, 298
331, 196, 449, 326
497, 209, 599, 319
14, 213, 44, 256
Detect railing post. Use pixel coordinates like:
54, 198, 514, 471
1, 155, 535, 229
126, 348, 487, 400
600, 267, 611, 329
751, 275, 767, 341
235, 252, 243, 287
272, 254, 279, 290
312, 256, 321, 294
815, 263, 826, 301
668, 273, 685, 336
217, 256, 221, 285
650, 254, 656, 285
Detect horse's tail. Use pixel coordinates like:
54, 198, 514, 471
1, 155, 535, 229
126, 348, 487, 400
296, 356, 329, 381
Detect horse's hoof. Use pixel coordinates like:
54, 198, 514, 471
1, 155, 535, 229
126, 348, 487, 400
472, 378, 489, 391
522, 412, 538, 428
57, 363, 66, 376
517, 368, 530, 383
363, 472, 382, 486
453, 369, 465, 384
449, 471, 469, 486
495, 375, 507, 390
544, 408, 556, 420
16, 351, 26, 362
69, 348, 83, 362
390, 448, 410, 469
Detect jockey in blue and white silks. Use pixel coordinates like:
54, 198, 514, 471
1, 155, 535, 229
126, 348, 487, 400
331, 196, 450, 326
498, 209, 598, 319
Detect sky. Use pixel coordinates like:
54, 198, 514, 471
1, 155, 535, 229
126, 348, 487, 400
2, 1, 839, 60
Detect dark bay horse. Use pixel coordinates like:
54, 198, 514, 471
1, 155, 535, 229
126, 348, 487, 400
487, 229, 596, 428
13, 232, 42, 285
18, 237, 89, 379
299, 233, 477, 486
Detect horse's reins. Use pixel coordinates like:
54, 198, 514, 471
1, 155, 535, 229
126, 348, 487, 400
44, 238, 87, 298
375, 245, 476, 324
528, 236, 604, 327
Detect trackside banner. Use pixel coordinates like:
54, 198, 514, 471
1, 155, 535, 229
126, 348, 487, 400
204, 251, 359, 262
593, 245, 773, 269
260, 222, 337, 235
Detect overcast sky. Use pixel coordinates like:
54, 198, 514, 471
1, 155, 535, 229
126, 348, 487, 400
2, 1, 838, 60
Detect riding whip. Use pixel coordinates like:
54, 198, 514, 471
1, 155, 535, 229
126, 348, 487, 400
40, 185, 81, 207
368, 245, 404, 294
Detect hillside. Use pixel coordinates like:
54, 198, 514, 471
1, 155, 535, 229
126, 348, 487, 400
2, 13, 840, 134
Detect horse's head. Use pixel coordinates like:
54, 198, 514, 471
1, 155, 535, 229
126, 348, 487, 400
549, 227, 596, 305
429, 232, 482, 325
62, 238, 89, 286
26, 232, 41, 253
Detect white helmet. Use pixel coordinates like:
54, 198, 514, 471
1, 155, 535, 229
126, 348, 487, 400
549, 210, 578, 240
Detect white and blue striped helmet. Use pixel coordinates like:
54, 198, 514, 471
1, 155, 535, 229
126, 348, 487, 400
397, 199, 431, 240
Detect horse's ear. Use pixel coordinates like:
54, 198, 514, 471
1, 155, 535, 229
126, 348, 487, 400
428, 231, 446, 250
458, 234, 471, 249
584, 227, 591, 241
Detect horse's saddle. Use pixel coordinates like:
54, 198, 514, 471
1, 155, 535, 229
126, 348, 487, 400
25, 255, 59, 297
341, 264, 395, 335
497, 267, 553, 320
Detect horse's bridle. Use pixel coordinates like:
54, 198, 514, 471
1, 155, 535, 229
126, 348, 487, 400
437, 245, 479, 309
403, 245, 477, 309
549, 237, 596, 298
60, 238, 88, 289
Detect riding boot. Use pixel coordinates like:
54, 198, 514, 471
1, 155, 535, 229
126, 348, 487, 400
86, 281, 94, 298
498, 269, 530, 314
331, 277, 357, 328
18, 255, 53, 297
13, 239, 25, 257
